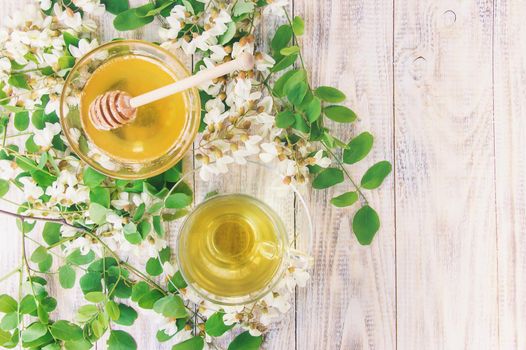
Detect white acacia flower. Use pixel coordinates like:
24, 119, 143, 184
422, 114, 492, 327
204, 10, 232, 36
248, 325, 262, 337
69, 38, 99, 58
263, 292, 291, 313
0, 160, 18, 180
111, 192, 132, 211
313, 150, 331, 168
54, 4, 83, 31
199, 162, 219, 181
203, 98, 228, 125
232, 40, 254, 58
260, 307, 280, 326
0, 57, 11, 79
233, 78, 252, 100
44, 95, 61, 115
263, 0, 289, 17
286, 267, 310, 289
60, 225, 80, 238
38, 0, 52, 10
73, 0, 105, 15
19, 177, 44, 201
34, 122, 61, 149
259, 142, 279, 163
255, 52, 275, 72
208, 45, 227, 62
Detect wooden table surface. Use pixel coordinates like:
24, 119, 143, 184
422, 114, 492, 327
1, 0, 525, 349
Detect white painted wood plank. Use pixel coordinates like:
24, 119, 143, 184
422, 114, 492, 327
394, 1, 498, 349
294, 0, 396, 349
494, 0, 526, 348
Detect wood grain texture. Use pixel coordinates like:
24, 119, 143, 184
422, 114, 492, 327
294, 0, 396, 349
3, 0, 526, 349
494, 0, 526, 348
394, 0, 498, 349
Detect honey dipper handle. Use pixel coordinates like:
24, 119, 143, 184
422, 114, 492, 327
129, 53, 254, 108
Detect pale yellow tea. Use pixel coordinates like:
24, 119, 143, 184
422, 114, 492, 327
80, 55, 187, 162
178, 194, 286, 298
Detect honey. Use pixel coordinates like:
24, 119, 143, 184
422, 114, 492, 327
178, 194, 286, 299
80, 55, 187, 162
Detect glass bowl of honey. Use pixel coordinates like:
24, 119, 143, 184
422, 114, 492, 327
60, 40, 201, 179
175, 161, 313, 307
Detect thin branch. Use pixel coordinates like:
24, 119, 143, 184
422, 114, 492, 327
0, 208, 87, 231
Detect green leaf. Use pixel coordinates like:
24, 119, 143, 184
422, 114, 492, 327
123, 222, 142, 244
0, 329, 11, 346
14, 111, 29, 131
107, 330, 137, 350
153, 215, 164, 237
30, 246, 49, 264
131, 282, 150, 302
49, 320, 83, 341
31, 110, 45, 129
219, 22, 236, 45
138, 289, 163, 309
172, 336, 204, 350
304, 97, 322, 122
89, 187, 110, 208
343, 132, 374, 164
228, 331, 262, 350
273, 69, 298, 97
113, 4, 155, 31
165, 193, 192, 209
323, 105, 356, 123
76, 305, 99, 323
0, 295, 17, 313
21, 322, 47, 343
271, 25, 293, 54
293, 113, 310, 133
85, 292, 106, 303
0, 179, 8, 198
89, 203, 107, 225
58, 265, 76, 289
42, 222, 61, 246
114, 304, 137, 326
65, 339, 92, 350
288, 82, 308, 106
360, 161, 392, 189
133, 203, 145, 221
67, 249, 95, 265
352, 205, 380, 245
102, 0, 130, 14
233, 0, 255, 16
58, 55, 75, 70
292, 16, 305, 35
106, 301, 120, 321
205, 312, 234, 337
153, 295, 187, 319
330, 191, 358, 207
314, 86, 346, 103
312, 167, 344, 189
0, 312, 18, 330
275, 110, 295, 128
79, 272, 102, 294
168, 271, 187, 292
19, 296, 37, 315
63, 32, 80, 50
138, 220, 152, 239
272, 54, 298, 72
280, 45, 300, 56
83, 167, 105, 188
8, 74, 30, 90
31, 169, 56, 188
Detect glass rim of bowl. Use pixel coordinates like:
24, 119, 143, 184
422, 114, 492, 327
59, 39, 201, 180
173, 160, 314, 307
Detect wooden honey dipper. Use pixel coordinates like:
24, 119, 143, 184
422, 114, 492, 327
89, 53, 255, 131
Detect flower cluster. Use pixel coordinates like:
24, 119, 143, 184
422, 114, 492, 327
159, 1, 332, 184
